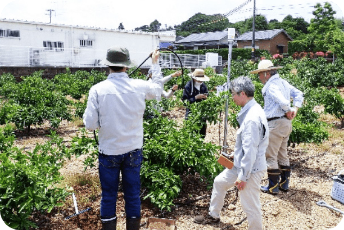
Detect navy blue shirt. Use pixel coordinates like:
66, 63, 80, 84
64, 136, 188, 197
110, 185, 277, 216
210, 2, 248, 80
182, 80, 208, 104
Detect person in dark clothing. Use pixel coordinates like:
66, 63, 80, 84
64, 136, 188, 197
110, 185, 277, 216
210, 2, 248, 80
182, 69, 209, 137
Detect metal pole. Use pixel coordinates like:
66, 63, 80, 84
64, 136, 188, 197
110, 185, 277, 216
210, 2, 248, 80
222, 28, 235, 154
251, 0, 256, 60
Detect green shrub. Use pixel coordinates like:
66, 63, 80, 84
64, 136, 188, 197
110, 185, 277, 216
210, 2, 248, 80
0, 127, 70, 229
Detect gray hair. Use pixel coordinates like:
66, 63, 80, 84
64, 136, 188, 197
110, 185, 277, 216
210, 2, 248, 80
270, 70, 278, 76
230, 76, 255, 97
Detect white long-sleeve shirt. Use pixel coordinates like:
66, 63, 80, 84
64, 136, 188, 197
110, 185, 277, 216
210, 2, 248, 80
233, 99, 269, 182
148, 74, 174, 99
262, 74, 304, 119
83, 64, 162, 155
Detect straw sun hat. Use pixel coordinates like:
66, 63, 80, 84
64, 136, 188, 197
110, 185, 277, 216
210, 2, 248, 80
249, 60, 283, 74
188, 69, 210, 82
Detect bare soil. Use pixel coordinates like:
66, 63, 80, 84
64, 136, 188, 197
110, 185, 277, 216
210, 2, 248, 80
11, 104, 344, 230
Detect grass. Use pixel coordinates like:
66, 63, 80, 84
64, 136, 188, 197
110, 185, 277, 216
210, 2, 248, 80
59, 173, 101, 208
71, 116, 85, 127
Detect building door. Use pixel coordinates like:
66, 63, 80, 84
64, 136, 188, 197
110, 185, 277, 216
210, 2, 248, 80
277, 45, 284, 54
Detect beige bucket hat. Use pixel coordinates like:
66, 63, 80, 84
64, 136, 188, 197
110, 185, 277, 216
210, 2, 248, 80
188, 69, 210, 82
101, 47, 135, 67
249, 60, 283, 74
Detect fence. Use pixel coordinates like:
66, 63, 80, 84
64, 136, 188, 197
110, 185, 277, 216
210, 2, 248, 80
0, 45, 104, 67
159, 53, 222, 68
0, 45, 222, 68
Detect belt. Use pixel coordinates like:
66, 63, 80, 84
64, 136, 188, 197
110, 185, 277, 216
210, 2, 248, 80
267, 115, 286, 122
99, 148, 141, 156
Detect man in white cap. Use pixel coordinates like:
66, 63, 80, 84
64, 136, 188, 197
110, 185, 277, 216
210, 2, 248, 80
182, 69, 210, 137
250, 59, 304, 195
83, 47, 163, 230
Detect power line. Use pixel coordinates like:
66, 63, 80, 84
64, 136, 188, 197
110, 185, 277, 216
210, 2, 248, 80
193, 0, 315, 28
195, 0, 253, 27
223, 0, 253, 17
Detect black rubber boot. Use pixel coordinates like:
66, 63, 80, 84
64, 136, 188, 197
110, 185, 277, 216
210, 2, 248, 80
280, 165, 291, 192
102, 218, 117, 230
126, 217, 141, 230
261, 169, 280, 195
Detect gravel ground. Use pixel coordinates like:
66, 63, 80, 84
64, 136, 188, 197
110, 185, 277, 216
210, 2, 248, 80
11, 105, 344, 230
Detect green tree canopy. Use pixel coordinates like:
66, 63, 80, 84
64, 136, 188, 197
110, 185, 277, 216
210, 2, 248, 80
150, 19, 161, 32
175, 13, 230, 37
243, 14, 269, 33
288, 2, 338, 53
268, 15, 309, 40
308, 2, 336, 39
118, 22, 125, 30
135, 25, 150, 32
324, 28, 344, 58
308, 2, 337, 51
135, 20, 162, 32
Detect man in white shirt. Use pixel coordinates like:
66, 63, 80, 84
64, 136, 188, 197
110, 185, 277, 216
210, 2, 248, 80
250, 60, 304, 195
83, 47, 163, 230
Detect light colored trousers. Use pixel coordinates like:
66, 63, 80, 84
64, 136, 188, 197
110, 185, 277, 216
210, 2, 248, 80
266, 118, 292, 169
209, 169, 265, 230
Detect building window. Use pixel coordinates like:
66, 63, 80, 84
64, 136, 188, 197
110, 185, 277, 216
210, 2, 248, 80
58, 42, 64, 51
80, 39, 93, 47
244, 45, 259, 49
0, 29, 20, 37
43, 41, 64, 51
43, 41, 53, 50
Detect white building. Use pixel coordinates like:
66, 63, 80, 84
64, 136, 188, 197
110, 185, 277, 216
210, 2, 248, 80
0, 19, 176, 67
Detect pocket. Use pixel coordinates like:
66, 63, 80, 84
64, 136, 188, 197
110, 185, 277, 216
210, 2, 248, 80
268, 120, 277, 129
128, 149, 143, 167
99, 154, 122, 168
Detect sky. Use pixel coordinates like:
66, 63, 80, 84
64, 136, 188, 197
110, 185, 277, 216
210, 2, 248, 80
0, 0, 343, 31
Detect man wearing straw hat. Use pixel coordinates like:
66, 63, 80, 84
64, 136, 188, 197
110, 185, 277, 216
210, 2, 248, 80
83, 47, 163, 230
182, 68, 210, 137
250, 59, 304, 195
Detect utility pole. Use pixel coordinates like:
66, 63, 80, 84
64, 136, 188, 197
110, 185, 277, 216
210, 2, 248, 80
46, 9, 55, 23
251, 0, 256, 61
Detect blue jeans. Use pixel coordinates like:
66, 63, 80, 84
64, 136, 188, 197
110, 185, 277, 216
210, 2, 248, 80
98, 149, 143, 222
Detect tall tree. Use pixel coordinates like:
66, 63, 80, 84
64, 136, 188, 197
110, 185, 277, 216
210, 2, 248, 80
308, 2, 336, 39
118, 23, 125, 30
231, 14, 269, 35
273, 15, 310, 40
308, 2, 337, 51
150, 19, 161, 32
268, 19, 282, 30
244, 14, 268, 33
324, 28, 344, 58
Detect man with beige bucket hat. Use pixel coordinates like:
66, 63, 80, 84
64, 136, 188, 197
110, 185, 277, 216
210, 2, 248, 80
83, 47, 164, 230
250, 59, 304, 195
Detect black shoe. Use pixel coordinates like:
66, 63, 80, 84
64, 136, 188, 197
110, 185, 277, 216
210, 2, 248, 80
126, 217, 141, 230
102, 218, 117, 230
